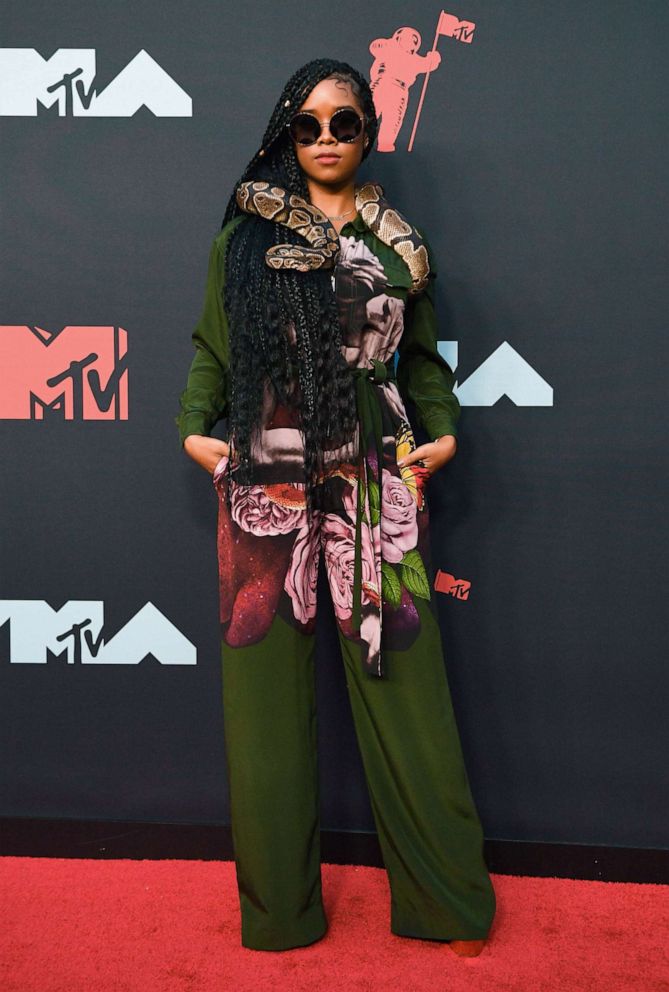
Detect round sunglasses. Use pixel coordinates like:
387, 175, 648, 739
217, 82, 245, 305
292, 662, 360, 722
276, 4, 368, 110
286, 108, 366, 146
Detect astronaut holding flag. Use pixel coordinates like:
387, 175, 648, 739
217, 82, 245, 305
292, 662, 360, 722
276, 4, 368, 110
369, 11, 476, 152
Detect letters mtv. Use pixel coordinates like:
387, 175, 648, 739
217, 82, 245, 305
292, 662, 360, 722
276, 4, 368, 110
0, 326, 127, 420
0, 601, 195, 665
0, 49, 192, 117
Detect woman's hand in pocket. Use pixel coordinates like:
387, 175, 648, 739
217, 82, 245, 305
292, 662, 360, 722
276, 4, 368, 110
183, 434, 230, 475
397, 434, 457, 477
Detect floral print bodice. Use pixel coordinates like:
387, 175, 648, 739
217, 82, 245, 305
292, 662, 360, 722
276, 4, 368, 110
175, 208, 461, 678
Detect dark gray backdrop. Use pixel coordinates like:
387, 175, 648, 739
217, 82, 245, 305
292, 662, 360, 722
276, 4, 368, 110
1, 0, 666, 849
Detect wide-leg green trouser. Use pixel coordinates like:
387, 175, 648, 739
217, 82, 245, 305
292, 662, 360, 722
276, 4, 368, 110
220, 592, 496, 951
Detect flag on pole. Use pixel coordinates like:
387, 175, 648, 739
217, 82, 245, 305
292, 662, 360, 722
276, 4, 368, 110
437, 10, 476, 42
408, 10, 477, 151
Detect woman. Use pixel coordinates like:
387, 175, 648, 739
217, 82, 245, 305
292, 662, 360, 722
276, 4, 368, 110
175, 58, 496, 956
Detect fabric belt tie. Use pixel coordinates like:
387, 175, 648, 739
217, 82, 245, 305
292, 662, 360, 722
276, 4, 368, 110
349, 357, 396, 678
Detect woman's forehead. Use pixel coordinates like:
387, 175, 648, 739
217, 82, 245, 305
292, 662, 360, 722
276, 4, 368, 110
298, 78, 360, 113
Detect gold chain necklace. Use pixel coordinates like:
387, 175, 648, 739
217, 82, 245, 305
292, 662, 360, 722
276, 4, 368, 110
325, 206, 356, 221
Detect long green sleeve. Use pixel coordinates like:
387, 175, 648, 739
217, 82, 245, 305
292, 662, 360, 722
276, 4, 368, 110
396, 230, 461, 442
174, 216, 245, 447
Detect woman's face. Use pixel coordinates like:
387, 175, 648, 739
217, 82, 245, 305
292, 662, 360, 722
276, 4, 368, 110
291, 77, 367, 188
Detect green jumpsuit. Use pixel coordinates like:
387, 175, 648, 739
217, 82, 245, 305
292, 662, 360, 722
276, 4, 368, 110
175, 210, 496, 950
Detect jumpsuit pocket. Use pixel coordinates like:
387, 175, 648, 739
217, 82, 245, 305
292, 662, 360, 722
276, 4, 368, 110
212, 450, 230, 487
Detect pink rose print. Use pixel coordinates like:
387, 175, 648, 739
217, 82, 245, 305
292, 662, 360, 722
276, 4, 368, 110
379, 467, 419, 563
285, 520, 321, 625
321, 510, 379, 623
231, 482, 306, 536
215, 496, 298, 648
214, 475, 308, 647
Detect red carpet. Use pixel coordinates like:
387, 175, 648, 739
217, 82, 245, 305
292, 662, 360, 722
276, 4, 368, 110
1, 857, 667, 991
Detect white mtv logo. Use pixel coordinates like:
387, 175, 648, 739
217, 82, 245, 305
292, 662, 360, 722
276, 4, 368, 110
439, 341, 553, 405
0, 601, 196, 664
0, 49, 192, 116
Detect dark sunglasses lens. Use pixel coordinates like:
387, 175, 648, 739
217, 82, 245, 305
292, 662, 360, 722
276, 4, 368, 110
330, 109, 363, 142
289, 113, 320, 145
288, 109, 363, 145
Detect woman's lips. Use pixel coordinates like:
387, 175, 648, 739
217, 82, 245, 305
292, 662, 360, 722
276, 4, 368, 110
315, 154, 340, 164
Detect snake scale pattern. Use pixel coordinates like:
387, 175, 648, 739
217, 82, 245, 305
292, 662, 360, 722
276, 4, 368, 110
235, 179, 430, 294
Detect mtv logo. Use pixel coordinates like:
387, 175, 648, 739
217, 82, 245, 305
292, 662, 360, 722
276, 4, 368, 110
435, 570, 471, 600
0, 600, 196, 665
0, 325, 128, 420
0, 49, 192, 117
437, 11, 476, 43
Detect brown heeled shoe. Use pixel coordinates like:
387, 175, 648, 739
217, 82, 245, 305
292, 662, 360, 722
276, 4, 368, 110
448, 938, 487, 956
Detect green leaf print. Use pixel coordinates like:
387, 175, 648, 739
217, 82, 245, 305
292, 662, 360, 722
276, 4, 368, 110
368, 478, 380, 527
399, 549, 431, 601
381, 562, 402, 608
356, 476, 369, 525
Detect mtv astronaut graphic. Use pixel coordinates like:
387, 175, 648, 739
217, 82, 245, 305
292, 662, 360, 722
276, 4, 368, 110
369, 12, 476, 152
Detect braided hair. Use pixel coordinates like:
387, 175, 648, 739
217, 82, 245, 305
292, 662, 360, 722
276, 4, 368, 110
219, 58, 379, 524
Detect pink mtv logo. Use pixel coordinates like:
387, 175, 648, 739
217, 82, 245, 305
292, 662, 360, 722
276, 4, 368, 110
0, 325, 128, 420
